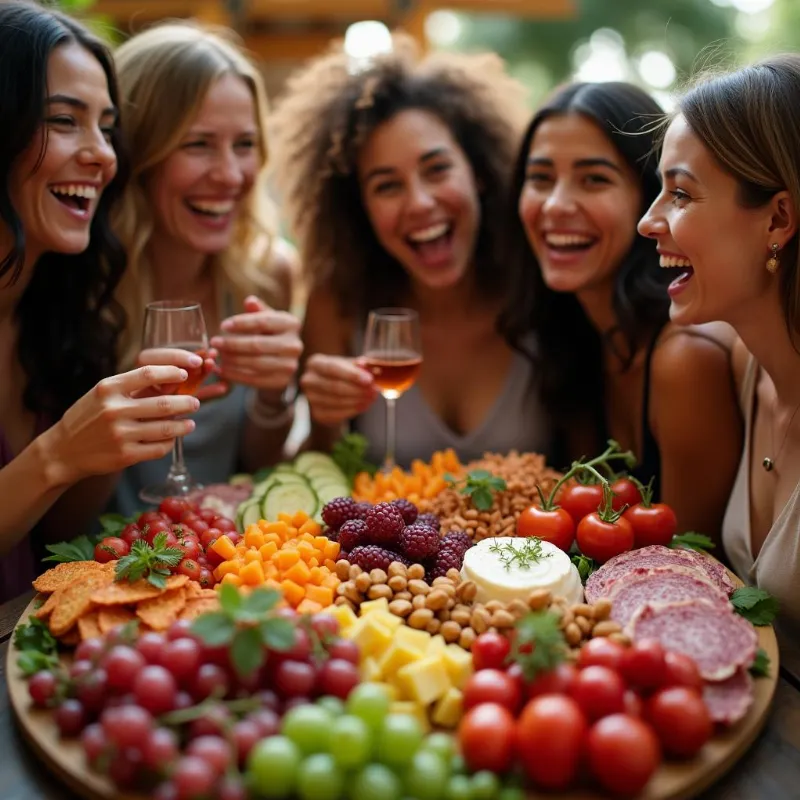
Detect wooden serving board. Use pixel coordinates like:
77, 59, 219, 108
6, 592, 780, 800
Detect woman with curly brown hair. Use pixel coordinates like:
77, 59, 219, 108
269, 35, 550, 466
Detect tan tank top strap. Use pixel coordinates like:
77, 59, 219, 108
740, 352, 759, 412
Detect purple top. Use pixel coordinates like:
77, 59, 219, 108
0, 421, 47, 603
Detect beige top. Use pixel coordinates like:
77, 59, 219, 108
722, 354, 800, 672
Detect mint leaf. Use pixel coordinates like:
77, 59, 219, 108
469, 469, 492, 481
259, 618, 295, 652
241, 589, 280, 617
43, 536, 95, 563
191, 612, 236, 647
14, 618, 57, 654
749, 648, 771, 678
230, 627, 265, 678
218, 583, 242, 615
571, 553, 597, 583
470, 487, 494, 511
731, 587, 779, 626
670, 532, 716, 553
331, 433, 377, 485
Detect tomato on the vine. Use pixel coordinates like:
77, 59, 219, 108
576, 512, 634, 564
516, 505, 575, 552
463, 669, 522, 714
558, 483, 604, 524
472, 632, 511, 672
645, 687, 712, 758
458, 703, 516, 774
619, 639, 667, 691
622, 477, 677, 548
525, 663, 578, 700
610, 477, 641, 511
662, 651, 703, 691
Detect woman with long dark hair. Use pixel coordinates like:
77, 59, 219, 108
0, 1, 197, 599
502, 82, 742, 537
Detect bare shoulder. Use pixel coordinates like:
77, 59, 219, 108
302, 285, 353, 358
651, 322, 735, 389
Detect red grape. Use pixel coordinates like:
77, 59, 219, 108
136, 631, 168, 663
217, 775, 248, 800
231, 719, 261, 765
69, 660, 94, 682
325, 638, 360, 666
281, 627, 312, 661
247, 708, 281, 738
189, 705, 231, 739
28, 670, 57, 707
186, 735, 232, 776
101, 704, 155, 750
161, 638, 201, 681
174, 691, 194, 710
143, 726, 180, 773
104, 645, 146, 692
172, 755, 217, 800
107, 749, 141, 790
166, 619, 196, 642
75, 637, 105, 664
55, 699, 86, 737
133, 665, 177, 715
192, 663, 230, 701
81, 722, 106, 764
256, 689, 281, 712
76, 669, 108, 713
311, 613, 340, 640
274, 660, 316, 698
153, 782, 178, 800
317, 659, 360, 699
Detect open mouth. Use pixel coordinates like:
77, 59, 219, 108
660, 254, 694, 287
186, 199, 235, 219
50, 184, 96, 213
405, 222, 454, 264
542, 232, 599, 253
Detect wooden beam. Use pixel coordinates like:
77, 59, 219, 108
243, 29, 343, 61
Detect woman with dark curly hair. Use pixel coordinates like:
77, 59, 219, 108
0, 1, 199, 599
501, 81, 742, 537
269, 34, 550, 466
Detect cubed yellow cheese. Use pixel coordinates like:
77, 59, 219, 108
350, 616, 394, 657
325, 604, 358, 632
390, 701, 431, 733
396, 656, 451, 706
361, 656, 383, 683
369, 609, 404, 631
442, 644, 473, 690
393, 626, 432, 654
431, 687, 463, 728
379, 642, 424, 679
426, 634, 447, 656
382, 680, 401, 702
359, 597, 391, 616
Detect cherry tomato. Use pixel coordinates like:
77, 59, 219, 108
619, 638, 667, 692
159, 497, 192, 523
472, 632, 512, 672
119, 524, 142, 547
458, 703, 516, 774
586, 714, 661, 796
662, 651, 703, 691
576, 637, 626, 671
559, 483, 604, 524
176, 538, 201, 562
200, 528, 221, 551
463, 669, 522, 714
142, 520, 171, 544
226, 532, 242, 547
570, 665, 626, 721
610, 477, 642, 511
198, 567, 214, 588
525, 663, 578, 700
138, 510, 168, 527
576, 512, 634, 564
94, 537, 129, 563
516, 506, 575, 552
212, 517, 237, 534
624, 689, 644, 717
624, 502, 678, 548
646, 687, 712, 758
199, 508, 219, 525
178, 559, 202, 582
185, 517, 209, 537
516, 694, 588, 791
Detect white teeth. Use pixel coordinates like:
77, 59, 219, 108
408, 222, 450, 243
544, 233, 594, 247
50, 184, 97, 199
659, 255, 693, 268
189, 200, 234, 215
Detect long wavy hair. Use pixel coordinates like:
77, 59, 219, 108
500, 82, 671, 435
0, 1, 128, 419
112, 22, 280, 368
267, 33, 529, 320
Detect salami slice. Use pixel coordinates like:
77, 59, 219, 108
703, 668, 755, 726
585, 545, 734, 603
629, 599, 758, 681
606, 568, 730, 627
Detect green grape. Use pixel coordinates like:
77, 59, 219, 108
470, 770, 501, 800
329, 715, 372, 769
445, 774, 474, 800
420, 732, 455, 763
351, 764, 402, 800
377, 714, 425, 768
497, 788, 525, 800
282, 705, 333, 755
346, 682, 391, 732
450, 754, 467, 775
405, 750, 449, 800
247, 736, 301, 798
316, 695, 346, 717
296, 754, 344, 800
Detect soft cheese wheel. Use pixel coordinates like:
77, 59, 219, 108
461, 537, 584, 606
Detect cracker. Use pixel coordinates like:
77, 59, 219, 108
33, 561, 107, 593
33, 587, 66, 621
179, 597, 220, 621
136, 587, 187, 631
49, 571, 114, 637
185, 581, 218, 600
77, 609, 102, 641
60, 629, 80, 646
98, 606, 137, 635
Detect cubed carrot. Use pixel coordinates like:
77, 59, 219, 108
276, 549, 300, 571
262, 521, 290, 538
305, 556, 318, 569
259, 541, 278, 560
296, 598, 323, 615
244, 549, 262, 564
285, 559, 311, 584
280, 579, 305, 607
291, 510, 309, 528
305, 584, 333, 607
299, 531, 316, 544
240, 560, 265, 586
297, 541, 315, 561
308, 566, 325, 585
300, 519, 322, 537
263, 578, 281, 591
324, 559, 337, 571
313, 536, 329, 551
216, 559, 240, 577
221, 572, 243, 587
211, 534, 237, 561
322, 540, 341, 561
244, 528, 265, 549
278, 512, 294, 524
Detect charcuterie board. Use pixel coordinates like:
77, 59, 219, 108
6, 582, 780, 800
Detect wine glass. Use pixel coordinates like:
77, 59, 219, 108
361, 308, 422, 472
139, 300, 208, 504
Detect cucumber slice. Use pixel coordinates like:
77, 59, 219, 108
270, 473, 310, 487
303, 464, 347, 483
273, 464, 298, 474
315, 484, 353, 506
294, 452, 339, 474
261, 481, 319, 521
239, 501, 263, 530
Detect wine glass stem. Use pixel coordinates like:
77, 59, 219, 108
383, 396, 397, 472
166, 436, 189, 483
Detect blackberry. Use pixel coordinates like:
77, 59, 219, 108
391, 498, 418, 525
364, 502, 405, 546
426, 547, 464, 580
399, 523, 440, 561
322, 526, 338, 543
416, 513, 441, 532
321, 497, 358, 530
442, 530, 472, 555
337, 519, 367, 552
349, 545, 403, 572
353, 502, 372, 520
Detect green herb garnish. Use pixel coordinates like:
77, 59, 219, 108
43, 535, 95, 563
115, 532, 184, 589
749, 648, 771, 678
331, 433, 378, 485
731, 587, 779, 626
511, 610, 568, 680
489, 537, 552, 571
571, 553, 598, 582
670, 532, 716, 553
14, 618, 60, 677
446, 469, 507, 511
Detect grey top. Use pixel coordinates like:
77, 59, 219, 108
352, 334, 550, 467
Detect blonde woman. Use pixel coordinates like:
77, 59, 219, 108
111, 23, 302, 515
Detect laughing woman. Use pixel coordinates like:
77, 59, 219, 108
501, 82, 743, 538
0, 2, 198, 599
639, 55, 800, 656
110, 23, 303, 515
269, 34, 550, 466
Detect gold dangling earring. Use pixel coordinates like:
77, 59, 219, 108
766, 243, 780, 274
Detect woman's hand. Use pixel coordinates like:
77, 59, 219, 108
300, 354, 378, 427
210, 296, 302, 394
43, 365, 201, 486
137, 347, 227, 401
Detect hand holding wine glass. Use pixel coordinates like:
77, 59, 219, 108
361, 308, 422, 472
